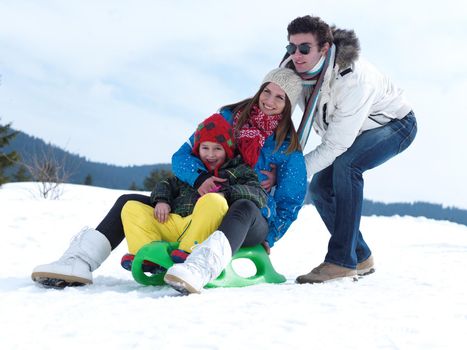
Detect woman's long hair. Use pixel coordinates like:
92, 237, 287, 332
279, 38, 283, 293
221, 82, 301, 154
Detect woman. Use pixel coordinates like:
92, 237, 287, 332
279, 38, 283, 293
31, 68, 307, 291
164, 68, 307, 294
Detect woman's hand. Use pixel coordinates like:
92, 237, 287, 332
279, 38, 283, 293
154, 202, 171, 223
261, 241, 271, 255
197, 176, 227, 196
260, 163, 277, 192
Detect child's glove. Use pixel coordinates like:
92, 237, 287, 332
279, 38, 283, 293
208, 184, 222, 193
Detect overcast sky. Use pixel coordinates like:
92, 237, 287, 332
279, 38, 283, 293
1, 0, 466, 208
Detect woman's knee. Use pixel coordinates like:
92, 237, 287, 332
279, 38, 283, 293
115, 194, 138, 211
115, 194, 150, 210
227, 199, 258, 220
230, 199, 256, 211
116, 194, 134, 205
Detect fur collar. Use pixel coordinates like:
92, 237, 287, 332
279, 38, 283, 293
331, 26, 360, 69
280, 26, 360, 71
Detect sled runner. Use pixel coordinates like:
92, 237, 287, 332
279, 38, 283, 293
131, 241, 286, 288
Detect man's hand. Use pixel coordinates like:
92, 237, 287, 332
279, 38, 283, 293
260, 164, 277, 192
197, 176, 227, 196
154, 202, 171, 223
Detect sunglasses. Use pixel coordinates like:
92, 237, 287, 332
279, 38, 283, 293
285, 43, 314, 55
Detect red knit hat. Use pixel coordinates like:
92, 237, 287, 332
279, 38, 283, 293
192, 113, 235, 159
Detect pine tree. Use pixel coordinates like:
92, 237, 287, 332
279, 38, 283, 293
0, 119, 19, 186
84, 174, 93, 186
128, 181, 138, 191
13, 165, 31, 182
143, 168, 172, 191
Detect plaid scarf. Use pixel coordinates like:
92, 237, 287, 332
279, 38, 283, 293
233, 104, 282, 168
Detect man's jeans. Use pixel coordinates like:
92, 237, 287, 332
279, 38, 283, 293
309, 112, 417, 269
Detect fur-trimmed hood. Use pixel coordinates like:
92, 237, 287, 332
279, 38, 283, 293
280, 26, 360, 71
331, 26, 360, 69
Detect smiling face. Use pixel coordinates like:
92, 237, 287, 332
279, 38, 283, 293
288, 32, 329, 73
259, 82, 287, 115
198, 141, 226, 170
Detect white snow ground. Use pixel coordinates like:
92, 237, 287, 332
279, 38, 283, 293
1, 182, 466, 350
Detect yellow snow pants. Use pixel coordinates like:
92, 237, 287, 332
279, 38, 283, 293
121, 193, 228, 254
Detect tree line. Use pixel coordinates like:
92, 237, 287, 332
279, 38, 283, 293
2, 119, 467, 227
0, 119, 171, 197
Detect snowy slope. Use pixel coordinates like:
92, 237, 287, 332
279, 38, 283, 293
1, 183, 466, 350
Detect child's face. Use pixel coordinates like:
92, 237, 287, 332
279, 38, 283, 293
199, 141, 226, 170
259, 82, 286, 115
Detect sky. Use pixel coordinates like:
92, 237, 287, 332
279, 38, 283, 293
1, 182, 467, 349
1, 0, 467, 208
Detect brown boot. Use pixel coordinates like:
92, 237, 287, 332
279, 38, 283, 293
296, 262, 357, 284
356, 255, 375, 276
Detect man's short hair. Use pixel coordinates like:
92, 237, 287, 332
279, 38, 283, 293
287, 15, 333, 48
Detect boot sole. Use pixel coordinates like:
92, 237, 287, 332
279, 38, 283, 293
31, 272, 91, 288
164, 273, 200, 295
357, 267, 375, 277
296, 275, 358, 284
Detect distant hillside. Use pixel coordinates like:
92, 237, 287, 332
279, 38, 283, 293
4, 129, 467, 227
361, 200, 467, 226
304, 192, 467, 227
4, 130, 170, 190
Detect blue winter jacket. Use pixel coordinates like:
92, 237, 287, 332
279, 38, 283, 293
171, 108, 307, 247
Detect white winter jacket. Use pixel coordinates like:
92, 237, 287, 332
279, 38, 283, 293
301, 49, 412, 177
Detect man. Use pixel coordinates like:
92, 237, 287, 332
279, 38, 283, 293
281, 15, 417, 283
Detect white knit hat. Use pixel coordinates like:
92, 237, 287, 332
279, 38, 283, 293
262, 68, 303, 110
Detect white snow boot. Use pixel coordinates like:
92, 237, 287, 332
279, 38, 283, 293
31, 227, 111, 288
164, 230, 232, 294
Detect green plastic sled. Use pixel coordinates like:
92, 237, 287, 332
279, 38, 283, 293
131, 241, 286, 288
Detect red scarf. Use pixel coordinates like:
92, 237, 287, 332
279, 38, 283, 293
233, 104, 282, 168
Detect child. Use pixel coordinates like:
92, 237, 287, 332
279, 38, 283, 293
119, 113, 267, 272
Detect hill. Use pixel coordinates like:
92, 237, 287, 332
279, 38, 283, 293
362, 199, 467, 226
4, 129, 467, 227
4, 130, 171, 189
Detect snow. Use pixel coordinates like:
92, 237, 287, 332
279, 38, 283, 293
1, 182, 467, 349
